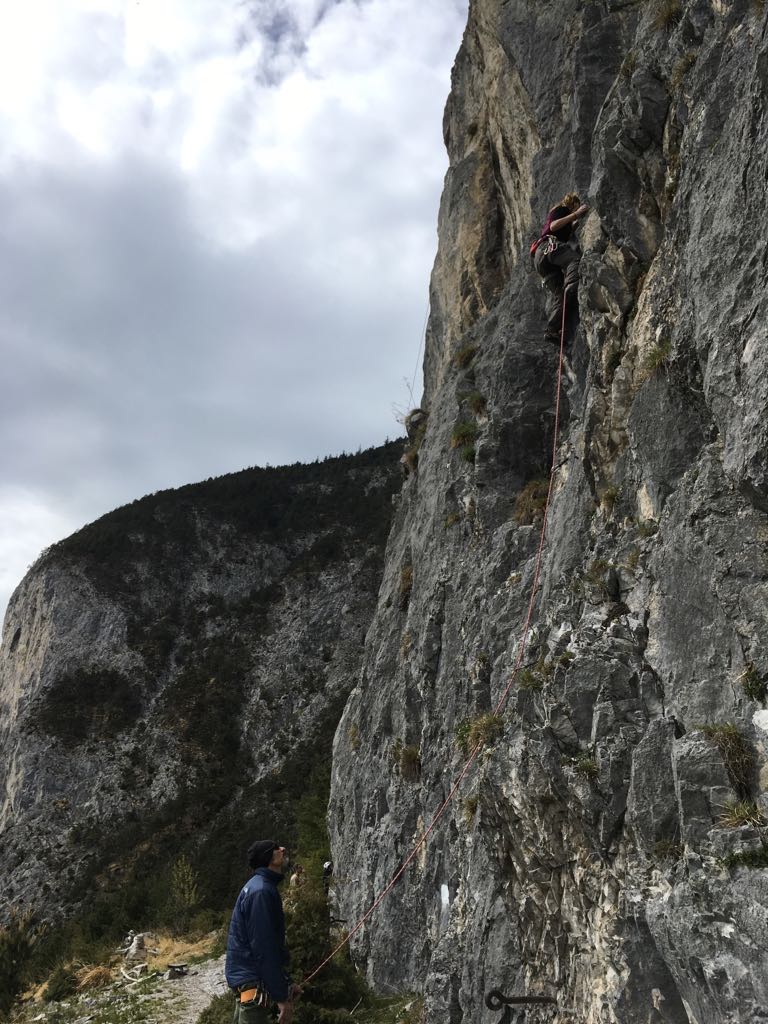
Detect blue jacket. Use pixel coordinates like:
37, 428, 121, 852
225, 868, 291, 1000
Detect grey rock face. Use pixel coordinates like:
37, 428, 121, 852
0, 446, 401, 924
330, 2, 768, 1022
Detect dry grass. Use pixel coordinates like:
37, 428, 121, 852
718, 801, 767, 829
455, 713, 504, 756
513, 479, 549, 525
453, 345, 478, 370
653, 0, 682, 31
399, 565, 413, 610
147, 931, 219, 971
75, 964, 116, 990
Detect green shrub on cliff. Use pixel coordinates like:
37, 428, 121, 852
0, 915, 36, 1019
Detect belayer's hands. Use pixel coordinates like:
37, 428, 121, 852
278, 1001, 293, 1024
289, 984, 302, 1001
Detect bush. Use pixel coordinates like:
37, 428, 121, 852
0, 914, 36, 1018
513, 479, 549, 525
166, 855, 201, 933
698, 724, 754, 797
197, 992, 233, 1024
44, 962, 79, 1002
460, 444, 476, 464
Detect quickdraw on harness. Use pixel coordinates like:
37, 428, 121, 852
530, 232, 558, 260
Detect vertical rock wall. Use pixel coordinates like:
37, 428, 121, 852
330, 2, 768, 1021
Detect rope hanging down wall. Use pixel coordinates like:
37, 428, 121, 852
303, 294, 571, 988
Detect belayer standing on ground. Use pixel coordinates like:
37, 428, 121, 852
531, 192, 589, 346
225, 840, 301, 1023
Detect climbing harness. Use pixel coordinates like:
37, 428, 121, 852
302, 296, 570, 990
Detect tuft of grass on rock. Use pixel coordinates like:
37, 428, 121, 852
399, 565, 413, 610
698, 723, 754, 797
642, 337, 672, 377
451, 421, 478, 449
718, 801, 767, 829
453, 345, 478, 370
574, 755, 599, 780
741, 664, 767, 705
653, 0, 682, 31
513, 479, 549, 525
455, 713, 504, 756
467, 391, 487, 416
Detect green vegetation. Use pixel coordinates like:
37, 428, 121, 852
517, 669, 543, 691
741, 664, 767, 705
43, 963, 79, 1003
455, 713, 504, 756
444, 512, 461, 529
652, 839, 683, 860
392, 741, 422, 782
513, 479, 549, 525
460, 444, 476, 464
625, 547, 640, 572
698, 724, 754, 797
600, 485, 620, 513
166, 855, 202, 933
0, 915, 36, 1019
574, 755, 599, 780
29, 667, 142, 748
585, 558, 611, 586
642, 337, 672, 377
718, 801, 766, 829
670, 50, 697, 89
638, 520, 658, 538
450, 422, 478, 450
466, 391, 487, 416
453, 345, 477, 370
619, 51, 637, 79
462, 795, 479, 824
722, 847, 768, 870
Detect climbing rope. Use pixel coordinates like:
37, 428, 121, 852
302, 294, 570, 988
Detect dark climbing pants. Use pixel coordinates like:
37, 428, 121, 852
534, 241, 580, 345
232, 996, 272, 1023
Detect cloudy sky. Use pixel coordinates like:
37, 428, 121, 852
0, 0, 468, 622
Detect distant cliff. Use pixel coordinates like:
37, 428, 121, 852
330, 2, 768, 1022
0, 443, 401, 935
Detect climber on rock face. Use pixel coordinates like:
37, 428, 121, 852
530, 192, 589, 346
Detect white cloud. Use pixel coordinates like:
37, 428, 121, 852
0, 0, 468, 627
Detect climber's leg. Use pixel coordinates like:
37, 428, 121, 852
541, 270, 564, 345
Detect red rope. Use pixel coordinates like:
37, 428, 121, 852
302, 293, 569, 988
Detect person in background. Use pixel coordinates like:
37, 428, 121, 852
530, 192, 590, 346
225, 840, 301, 1023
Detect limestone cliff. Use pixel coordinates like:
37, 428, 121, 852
330, 2, 768, 1022
0, 445, 401, 928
